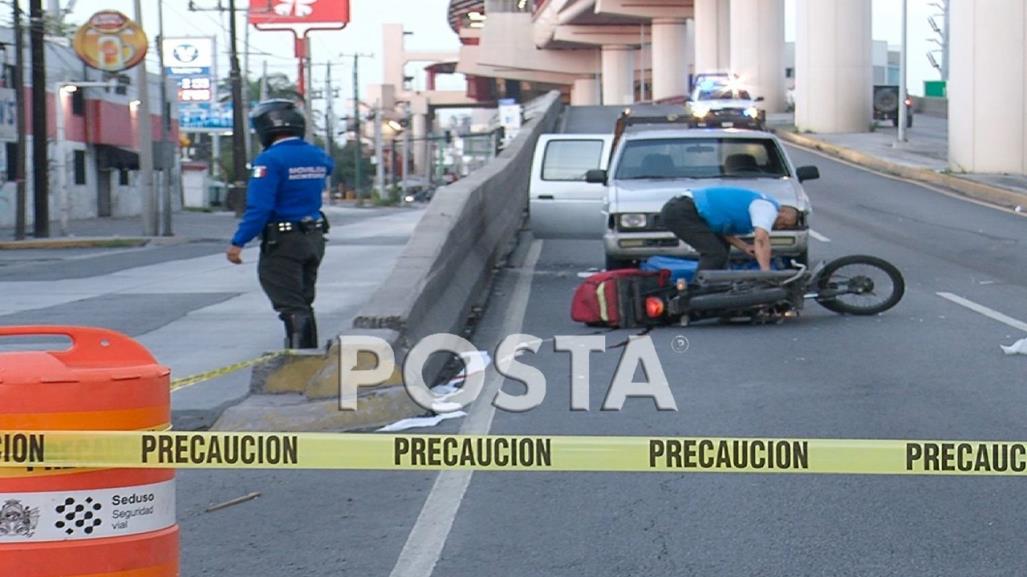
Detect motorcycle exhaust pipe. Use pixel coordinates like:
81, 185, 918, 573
687, 287, 790, 311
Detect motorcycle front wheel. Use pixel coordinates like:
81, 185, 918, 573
815, 255, 905, 315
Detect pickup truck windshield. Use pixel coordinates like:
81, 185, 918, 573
614, 137, 790, 180
697, 88, 752, 100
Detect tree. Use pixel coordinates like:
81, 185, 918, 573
333, 141, 372, 192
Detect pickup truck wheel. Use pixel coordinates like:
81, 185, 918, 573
605, 255, 633, 270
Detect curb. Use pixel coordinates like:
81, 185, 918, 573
773, 128, 1027, 212
223, 328, 424, 432
0, 237, 151, 250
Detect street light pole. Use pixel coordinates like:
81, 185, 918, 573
897, 0, 909, 144
157, 0, 173, 236
12, 0, 27, 240
133, 0, 157, 236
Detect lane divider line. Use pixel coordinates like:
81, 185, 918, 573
3, 430, 1027, 476
809, 229, 832, 243
937, 292, 1027, 333
387, 238, 544, 577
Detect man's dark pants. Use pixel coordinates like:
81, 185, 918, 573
258, 227, 326, 346
660, 196, 730, 270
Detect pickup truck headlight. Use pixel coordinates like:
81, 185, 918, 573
744, 106, 760, 118
619, 213, 648, 229
690, 104, 711, 118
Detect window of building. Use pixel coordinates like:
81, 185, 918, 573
73, 150, 86, 185
119, 169, 130, 186
5, 142, 16, 181
71, 89, 85, 116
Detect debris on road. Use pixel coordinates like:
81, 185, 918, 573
206, 492, 262, 513
377, 411, 468, 432
1000, 338, 1027, 355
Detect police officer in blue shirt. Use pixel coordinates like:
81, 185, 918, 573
660, 187, 799, 271
226, 99, 334, 349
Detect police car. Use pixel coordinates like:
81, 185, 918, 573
686, 81, 766, 131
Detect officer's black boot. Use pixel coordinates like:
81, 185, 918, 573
282, 312, 318, 349
298, 313, 318, 349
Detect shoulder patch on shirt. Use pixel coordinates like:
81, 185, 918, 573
252, 165, 268, 179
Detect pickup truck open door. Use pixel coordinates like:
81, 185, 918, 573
528, 134, 613, 239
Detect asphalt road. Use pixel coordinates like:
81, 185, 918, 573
169, 122, 1027, 574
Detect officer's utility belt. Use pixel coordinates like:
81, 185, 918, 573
266, 219, 326, 234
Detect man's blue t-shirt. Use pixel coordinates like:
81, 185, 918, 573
692, 186, 780, 236
231, 138, 334, 247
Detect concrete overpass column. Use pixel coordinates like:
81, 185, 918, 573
794, 0, 872, 133
601, 45, 635, 105
651, 18, 690, 101
571, 77, 599, 106
949, 0, 1027, 173
729, 0, 785, 112
695, 0, 730, 72
412, 113, 428, 177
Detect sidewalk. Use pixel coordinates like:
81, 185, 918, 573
768, 113, 1027, 212
0, 205, 425, 429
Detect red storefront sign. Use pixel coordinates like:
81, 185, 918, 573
248, 0, 350, 30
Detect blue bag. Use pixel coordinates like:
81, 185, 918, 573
640, 256, 699, 282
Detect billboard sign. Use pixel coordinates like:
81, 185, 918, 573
162, 37, 216, 104
72, 11, 148, 72
179, 102, 234, 132
162, 37, 215, 77
248, 0, 350, 30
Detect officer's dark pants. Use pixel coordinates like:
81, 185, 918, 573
660, 196, 730, 271
258, 228, 326, 347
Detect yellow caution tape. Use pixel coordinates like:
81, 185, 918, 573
3, 431, 1027, 475
170, 352, 285, 391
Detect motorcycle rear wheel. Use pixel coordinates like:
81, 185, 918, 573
816, 255, 905, 315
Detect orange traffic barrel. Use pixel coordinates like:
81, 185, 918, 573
0, 326, 179, 577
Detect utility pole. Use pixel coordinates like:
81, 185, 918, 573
157, 0, 173, 236
134, 0, 157, 236
341, 53, 372, 199
260, 60, 268, 101
29, 0, 47, 237
227, 0, 248, 215
13, 0, 27, 240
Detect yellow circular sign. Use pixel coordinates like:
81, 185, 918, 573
72, 10, 149, 73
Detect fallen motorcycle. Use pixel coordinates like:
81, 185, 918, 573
642, 255, 905, 326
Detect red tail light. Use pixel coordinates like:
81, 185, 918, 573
645, 296, 665, 318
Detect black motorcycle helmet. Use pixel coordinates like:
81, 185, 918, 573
250, 99, 306, 148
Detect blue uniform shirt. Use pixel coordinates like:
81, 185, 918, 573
231, 138, 334, 247
692, 186, 780, 236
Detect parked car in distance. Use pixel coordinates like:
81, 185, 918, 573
528, 133, 614, 239
873, 85, 914, 128
588, 125, 817, 270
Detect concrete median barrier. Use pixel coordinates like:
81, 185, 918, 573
236, 91, 563, 431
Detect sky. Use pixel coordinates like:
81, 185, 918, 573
60, 0, 944, 111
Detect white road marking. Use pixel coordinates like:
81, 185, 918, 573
809, 229, 831, 242
387, 239, 544, 577
937, 292, 1027, 333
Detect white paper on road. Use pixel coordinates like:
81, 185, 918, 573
377, 411, 468, 432
376, 350, 492, 431
1000, 337, 1027, 355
